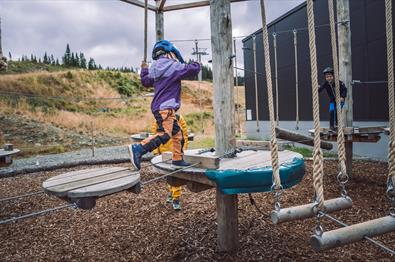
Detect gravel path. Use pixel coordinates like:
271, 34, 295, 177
0, 146, 153, 177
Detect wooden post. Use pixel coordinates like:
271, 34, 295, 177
337, 0, 353, 176
209, 0, 236, 156
155, 1, 164, 41
216, 190, 238, 251
0, 16, 3, 56
210, 0, 238, 252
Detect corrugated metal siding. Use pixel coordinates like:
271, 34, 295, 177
243, 0, 392, 122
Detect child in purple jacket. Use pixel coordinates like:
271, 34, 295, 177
129, 40, 201, 170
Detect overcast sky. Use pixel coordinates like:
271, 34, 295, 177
0, 0, 304, 69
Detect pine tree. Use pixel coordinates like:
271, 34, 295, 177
33, 56, 37, 63
43, 52, 49, 64
31, 54, 34, 62
62, 44, 71, 66
88, 58, 96, 70
75, 53, 80, 67
56, 58, 60, 66
38, 58, 41, 63
79, 52, 86, 69
8, 52, 12, 61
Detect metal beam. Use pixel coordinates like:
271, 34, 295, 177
163, 0, 247, 12
119, 0, 157, 11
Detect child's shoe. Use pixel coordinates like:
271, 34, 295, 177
166, 193, 173, 204
172, 160, 192, 169
128, 144, 146, 170
172, 198, 181, 211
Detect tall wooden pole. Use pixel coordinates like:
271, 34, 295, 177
337, 0, 353, 176
155, 1, 164, 41
143, 0, 148, 62
210, 0, 238, 252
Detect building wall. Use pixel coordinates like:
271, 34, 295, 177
243, 0, 393, 122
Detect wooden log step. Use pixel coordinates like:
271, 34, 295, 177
276, 127, 333, 150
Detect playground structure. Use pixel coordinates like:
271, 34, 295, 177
1, 0, 395, 257
0, 144, 19, 167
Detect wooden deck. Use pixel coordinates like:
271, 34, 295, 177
309, 126, 386, 143
43, 167, 140, 209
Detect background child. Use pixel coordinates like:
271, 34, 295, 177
319, 67, 347, 130
129, 40, 200, 170
152, 113, 188, 211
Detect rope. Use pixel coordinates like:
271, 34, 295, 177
252, 35, 260, 133
234, 37, 242, 135
259, 0, 281, 189
273, 33, 279, 126
385, 0, 395, 191
0, 191, 44, 202
307, 0, 325, 210
328, 0, 348, 188
0, 203, 77, 225
294, 30, 300, 130
143, 0, 148, 63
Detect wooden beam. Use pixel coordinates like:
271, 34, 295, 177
276, 127, 333, 150
271, 197, 352, 224
163, 0, 247, 12
158, 0, 166, 11
119, 0, 157, 11
311, 216, 395, 251
161, 151, 220, 169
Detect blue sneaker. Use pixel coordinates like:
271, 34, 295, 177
172, 160, 192, 169
166, 193, 173, 204
172, 198, 181, 211
128, 144, 145, 170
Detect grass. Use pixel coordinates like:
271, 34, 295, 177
184, 111, 213, 133
189, 136, 215, 149
16, 144, 67, 158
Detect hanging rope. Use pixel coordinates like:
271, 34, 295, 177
259, 0, 281, 191
252, 35, 260, 133
385, 0, 395, 215
294, 30, 300, 130
307, 0, 325, 210
273, 33, 279, 126
143, 0, 148, 63
328, 0, 348, 196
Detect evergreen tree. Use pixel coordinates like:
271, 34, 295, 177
75, 53, 80, 67
79, 52, 86, 69
38, 58, 41, 63
31, 54, 34, 62
56, 58, 60, 66
88, 58, 96, 70
8, 52, 12, 61
62, 44, 71, 66
43, 52, 49, 64
50, 54, 55, 65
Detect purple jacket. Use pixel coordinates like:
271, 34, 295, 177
140, 57, 201, 112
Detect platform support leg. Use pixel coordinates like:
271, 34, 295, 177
216, 189, 238, 252
345, 141, 353, 177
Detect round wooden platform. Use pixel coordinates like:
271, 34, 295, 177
0, 148, 20, 167
151, 149, 303, 175
42, 167, 140, 209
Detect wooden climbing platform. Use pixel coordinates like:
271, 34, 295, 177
309, 126, 386, 143
0, 144, 20, 167
152, 149, 304, 193
42, 167, 140, 209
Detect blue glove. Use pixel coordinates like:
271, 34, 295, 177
329, 102, 335, 112
341, 101, 345, 109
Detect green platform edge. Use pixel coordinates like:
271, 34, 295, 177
205, 157, 305, 195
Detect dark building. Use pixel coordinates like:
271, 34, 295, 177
242, 0, 393, 123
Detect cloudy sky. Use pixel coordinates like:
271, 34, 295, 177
0, 0, 304, 68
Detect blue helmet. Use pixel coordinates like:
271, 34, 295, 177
152, 40, 185, 63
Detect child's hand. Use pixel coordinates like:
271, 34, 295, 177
141, 61, 148, 69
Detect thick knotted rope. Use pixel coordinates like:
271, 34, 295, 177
328, 0, 347, 182
307, 0, 325, 209
385, 0, 395, 186
259, 0, 281, 188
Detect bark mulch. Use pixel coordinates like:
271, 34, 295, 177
0, 160, 394, 261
